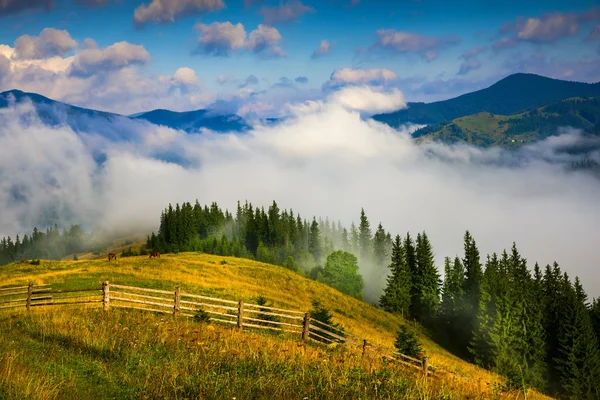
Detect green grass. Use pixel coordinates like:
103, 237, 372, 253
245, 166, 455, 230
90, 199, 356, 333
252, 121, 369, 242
0, 253, 553, 399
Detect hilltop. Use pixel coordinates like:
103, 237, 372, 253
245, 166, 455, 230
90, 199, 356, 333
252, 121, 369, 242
412, 96, 600, 147
0, 253, 551, 400
372, 73, 600, 128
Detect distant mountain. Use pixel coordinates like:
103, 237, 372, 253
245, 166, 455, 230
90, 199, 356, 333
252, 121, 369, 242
0, 89, 248, 135
413, 96, 600, 148
133, 108, 248, 133
372, 73, 600, 128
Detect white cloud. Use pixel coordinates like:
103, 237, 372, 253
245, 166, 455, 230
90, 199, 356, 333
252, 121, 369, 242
173, 67, 199, 86
1, 97, 600, 302
259, 1, 314, 25
13, 28, 77, 60
133, 0, 225, 28
68, 41, 150, 78
245, 24, 286, 58
371, 29, 461, 61
324, 67, 397, 89
194, 21, 247, 56
327, 86, 406, 114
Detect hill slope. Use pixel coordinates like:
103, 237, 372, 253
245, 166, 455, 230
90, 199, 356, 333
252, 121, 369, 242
372, 73, 600, 128
0, 253, 552, 400
412, 97, 600, 147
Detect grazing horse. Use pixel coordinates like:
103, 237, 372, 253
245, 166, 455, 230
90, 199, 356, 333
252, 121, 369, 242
149, 251, 160, 259
108, 253, 117, 261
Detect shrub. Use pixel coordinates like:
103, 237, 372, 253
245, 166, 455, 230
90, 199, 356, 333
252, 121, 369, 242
193, 308, 211, 323
394, 325, 423, 358
309, 300, 345, 343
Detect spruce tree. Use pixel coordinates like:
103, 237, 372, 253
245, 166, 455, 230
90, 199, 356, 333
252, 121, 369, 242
439, 256, 466, 353
358, 208, 372, 262
412, 232, 440, 326
379, 235, 412, 316
462, 230, 482, 357
308, 218, 322, 265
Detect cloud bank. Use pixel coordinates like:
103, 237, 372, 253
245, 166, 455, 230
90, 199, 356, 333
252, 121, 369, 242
1, 93, 600, 300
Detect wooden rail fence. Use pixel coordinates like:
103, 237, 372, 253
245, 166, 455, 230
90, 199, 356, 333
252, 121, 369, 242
1, 281, 441, 376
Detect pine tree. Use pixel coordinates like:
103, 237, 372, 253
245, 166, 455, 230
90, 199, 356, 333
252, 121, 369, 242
394, 325, 423, 358
379, 235, 412, 316
358, 208, 372, 262
412, 232, 440, 326
372, 223, 388, 267
554, 275, 600, 399
308, 218, 322, 265
462, 230, 482, 357
439, 256, 466, 352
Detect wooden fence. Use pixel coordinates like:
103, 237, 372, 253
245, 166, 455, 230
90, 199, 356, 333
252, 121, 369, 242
0, 281, 438, 376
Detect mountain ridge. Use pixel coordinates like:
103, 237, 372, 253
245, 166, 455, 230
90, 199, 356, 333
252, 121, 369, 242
372, 73, 600, 128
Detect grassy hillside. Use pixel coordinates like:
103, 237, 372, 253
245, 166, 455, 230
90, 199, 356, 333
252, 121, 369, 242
0, 253, 553, 399
412, 97, 600, 147
372, 73, 600, 128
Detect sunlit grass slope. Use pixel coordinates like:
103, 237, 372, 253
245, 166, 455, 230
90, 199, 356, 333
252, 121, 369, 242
0, 253, 553, 400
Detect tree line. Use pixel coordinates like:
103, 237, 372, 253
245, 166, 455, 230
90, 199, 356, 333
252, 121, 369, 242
0, 224, 107, 264
149, 199, 600, 399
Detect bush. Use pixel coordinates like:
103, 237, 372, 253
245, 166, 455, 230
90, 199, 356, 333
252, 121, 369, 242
253, 295, 280, 326
193, 308, 211, 323
394, 325, 423, 358
29, 259, 40, 266
309, 300, 345, 343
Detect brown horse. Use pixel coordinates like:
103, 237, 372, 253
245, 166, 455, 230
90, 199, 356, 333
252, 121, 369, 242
149, 251, 160, 259
108, 253, 117, 261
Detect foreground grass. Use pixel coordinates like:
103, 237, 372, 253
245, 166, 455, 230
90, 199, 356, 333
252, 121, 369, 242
0, 253, 553, 399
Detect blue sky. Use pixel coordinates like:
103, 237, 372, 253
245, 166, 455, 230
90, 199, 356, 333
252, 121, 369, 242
0, 0, 599, 116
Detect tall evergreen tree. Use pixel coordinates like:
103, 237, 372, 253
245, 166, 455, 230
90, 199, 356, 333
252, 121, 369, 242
411, 232, 440, 326
439, 256, 466, 352
379, 235, 412, 316
308, 218, 322, 265
358, 208, 372, 262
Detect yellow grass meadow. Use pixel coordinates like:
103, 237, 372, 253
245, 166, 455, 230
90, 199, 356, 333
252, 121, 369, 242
0, 253, 554, 399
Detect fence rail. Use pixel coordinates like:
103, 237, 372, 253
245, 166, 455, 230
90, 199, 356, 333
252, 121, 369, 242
0, 280, 436, 376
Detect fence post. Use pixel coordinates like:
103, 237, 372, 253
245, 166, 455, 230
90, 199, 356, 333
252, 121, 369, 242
102, 281, 110, 311
422, 356, 429, 376
26, 282, 33, 311
237, 300, 244, 330
302, 312, 310, 341
362, 339, 368, 358
174, 286, 181, 317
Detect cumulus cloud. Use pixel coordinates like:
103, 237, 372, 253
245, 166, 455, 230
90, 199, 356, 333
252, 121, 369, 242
295, 76, 308, 84
0, 39, 213, 115
134, 0, 224, 28
1, 96, 600, 301
245, 24, 286, 58
0, 0, 54, 16
192, 22, 285, 58
324, 67, 397, 90
327, 86, 406, 114
68, 41, 150, 78
369, 29, 461, 61
458, 59, 482, 75
259, 0, 314, 25
194, 22, 247, 56
173, 67, 199, 86
496, 8, 600, 50
14, 28, 77, 60
311, 39, 333, 59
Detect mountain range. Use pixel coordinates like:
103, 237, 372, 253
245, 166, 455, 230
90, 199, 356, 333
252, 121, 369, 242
2, 73, 600, 151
